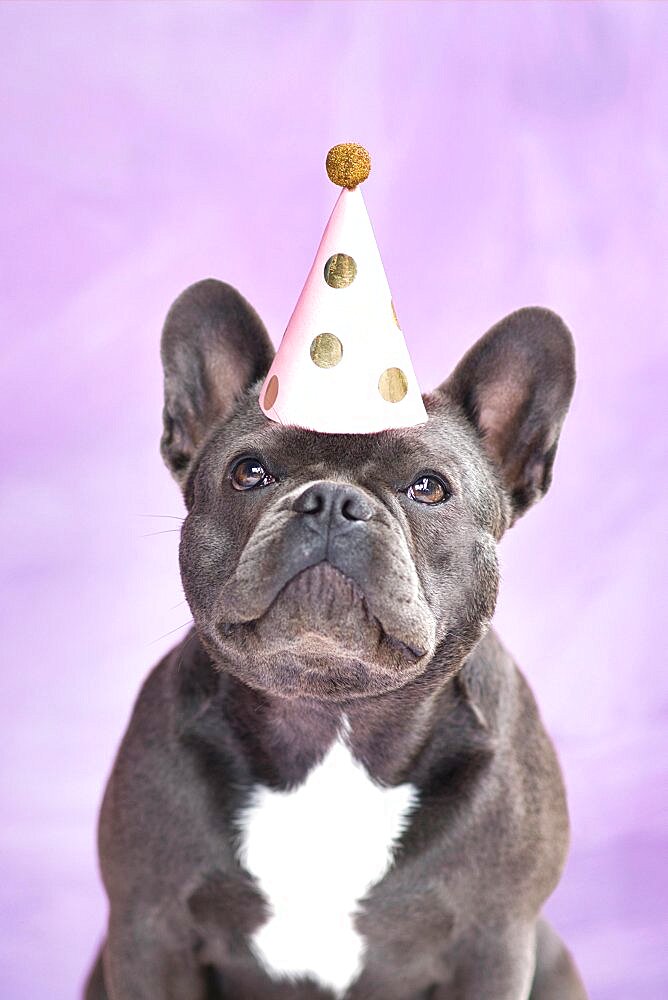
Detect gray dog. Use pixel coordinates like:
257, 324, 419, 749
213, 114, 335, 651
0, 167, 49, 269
85, 280, 587, 1000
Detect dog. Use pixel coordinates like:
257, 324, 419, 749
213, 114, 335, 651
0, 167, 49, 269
85, 279, 587, 999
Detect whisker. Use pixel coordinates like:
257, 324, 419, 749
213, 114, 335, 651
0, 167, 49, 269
138, 514, 185, 521
148, 619, 194, 645
140, 528, 182, 538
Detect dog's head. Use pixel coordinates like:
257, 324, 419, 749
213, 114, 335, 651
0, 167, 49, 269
161, 280, 575, 700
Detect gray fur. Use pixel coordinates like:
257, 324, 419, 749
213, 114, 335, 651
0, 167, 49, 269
86, 280, 586, 999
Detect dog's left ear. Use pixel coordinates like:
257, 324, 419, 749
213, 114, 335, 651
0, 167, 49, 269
438, 307, 575, 524
160, 279, 274, 486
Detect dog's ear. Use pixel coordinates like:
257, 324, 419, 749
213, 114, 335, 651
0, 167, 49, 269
438, 307, 575, 524
160, 279, 274, 485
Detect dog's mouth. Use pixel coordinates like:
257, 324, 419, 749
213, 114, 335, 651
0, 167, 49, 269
217, 561, 426, 665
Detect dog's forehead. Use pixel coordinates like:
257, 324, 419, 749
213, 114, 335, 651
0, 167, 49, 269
216, 390, 468, 474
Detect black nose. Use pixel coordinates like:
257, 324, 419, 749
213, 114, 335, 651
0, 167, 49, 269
293, 482, 374, 531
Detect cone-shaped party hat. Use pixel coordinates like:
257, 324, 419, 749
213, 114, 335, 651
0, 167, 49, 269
259, 143, 428, 433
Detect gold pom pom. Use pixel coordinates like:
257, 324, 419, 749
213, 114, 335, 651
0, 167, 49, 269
325, 143, 371, 189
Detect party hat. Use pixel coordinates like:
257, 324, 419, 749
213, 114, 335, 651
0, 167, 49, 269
259, 143, 428, 434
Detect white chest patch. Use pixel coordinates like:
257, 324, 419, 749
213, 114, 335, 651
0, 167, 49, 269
239, 736, 417, 995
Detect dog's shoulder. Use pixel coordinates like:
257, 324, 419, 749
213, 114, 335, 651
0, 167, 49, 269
400, 632, 569, 906
98, 635, 247, 881
457, 628, 536, 736
411, 630, 566, 815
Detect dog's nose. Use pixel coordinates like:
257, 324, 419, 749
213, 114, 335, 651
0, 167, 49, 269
293, 482, 374, 530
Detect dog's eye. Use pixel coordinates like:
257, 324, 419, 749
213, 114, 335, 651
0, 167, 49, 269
407, 474, 450, 505
231, 458, 276, 491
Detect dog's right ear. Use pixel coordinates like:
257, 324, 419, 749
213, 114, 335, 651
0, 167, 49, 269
433, 306, 575, 525
160, 279, 274, 486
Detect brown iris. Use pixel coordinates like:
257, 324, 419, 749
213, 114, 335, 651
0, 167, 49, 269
231, 458, 275, 491
407, 474, 449, 505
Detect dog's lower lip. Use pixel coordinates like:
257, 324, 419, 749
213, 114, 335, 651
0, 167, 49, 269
216, 619, 423, 660
381, 633, 425, 661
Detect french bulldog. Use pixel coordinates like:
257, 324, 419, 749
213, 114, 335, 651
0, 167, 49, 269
85, 279, 587, 999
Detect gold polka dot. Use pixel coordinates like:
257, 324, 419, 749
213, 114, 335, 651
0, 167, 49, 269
391, 301, 400, 328
324, 253, 357, 289
378, 367, 408, 403
310, 333, 343, 369
325, 143, 371, 189
263, 374, 279, 410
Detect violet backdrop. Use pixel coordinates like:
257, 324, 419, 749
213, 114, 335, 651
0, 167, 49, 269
1, 2, 666, 998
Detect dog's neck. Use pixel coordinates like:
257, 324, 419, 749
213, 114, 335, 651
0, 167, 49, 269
223, 674, 448, 788
180, 632, 493, 790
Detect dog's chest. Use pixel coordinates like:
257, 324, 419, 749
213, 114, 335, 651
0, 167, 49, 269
239, 737, 416, 995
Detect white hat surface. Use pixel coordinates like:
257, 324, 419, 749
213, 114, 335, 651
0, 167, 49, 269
259, 143, 428, 434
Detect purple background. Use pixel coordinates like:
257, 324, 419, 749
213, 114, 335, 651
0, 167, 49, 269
1, 2, 666, 998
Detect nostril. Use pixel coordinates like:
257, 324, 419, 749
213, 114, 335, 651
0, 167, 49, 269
293, 484, 326, 516
303, 493, 323, 514
341, 499, 354, 521
341, 495, 373, 522
297, 492, 323, 515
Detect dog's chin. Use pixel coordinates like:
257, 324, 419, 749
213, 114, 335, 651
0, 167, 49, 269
206, 563, 431, 701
